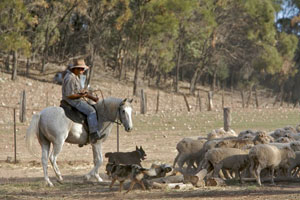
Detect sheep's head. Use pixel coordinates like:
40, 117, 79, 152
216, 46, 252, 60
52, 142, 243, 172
216, 140, 229, 148
290, 142, 300, 152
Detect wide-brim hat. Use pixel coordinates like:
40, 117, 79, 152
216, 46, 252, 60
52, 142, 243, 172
69, 59, 89, 70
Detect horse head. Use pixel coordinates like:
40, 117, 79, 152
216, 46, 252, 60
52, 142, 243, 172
119, 98, 133, 132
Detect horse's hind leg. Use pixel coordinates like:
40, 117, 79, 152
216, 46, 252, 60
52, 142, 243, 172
49, 141, 64, 183
40, 137, 53, 186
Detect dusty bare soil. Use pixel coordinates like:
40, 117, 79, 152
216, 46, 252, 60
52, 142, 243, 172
1, 66, 300, 199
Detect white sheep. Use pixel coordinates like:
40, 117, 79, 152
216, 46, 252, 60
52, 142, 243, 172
249, 144, 296, 186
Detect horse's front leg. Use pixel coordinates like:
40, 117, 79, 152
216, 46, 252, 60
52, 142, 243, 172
85, 142, 103, 182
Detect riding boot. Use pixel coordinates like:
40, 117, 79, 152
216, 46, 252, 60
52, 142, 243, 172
89, 132, 106, 144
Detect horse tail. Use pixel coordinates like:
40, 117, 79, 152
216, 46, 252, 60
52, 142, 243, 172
26, 113, 41, 156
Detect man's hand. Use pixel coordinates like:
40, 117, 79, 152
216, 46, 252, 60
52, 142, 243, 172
86, 93, 99, 102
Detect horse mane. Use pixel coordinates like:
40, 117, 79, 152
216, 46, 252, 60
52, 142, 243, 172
95, 97, 123, 122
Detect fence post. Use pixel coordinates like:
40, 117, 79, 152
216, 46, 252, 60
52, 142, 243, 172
222, 90, 225, 108
13, 108, 17, 163
208, 91, 213, 111
46, 91, 49, 107
183, 94, 190, 112
223, 107, 231, 132
156, 90, 160, 113
117, 124, 119, 152
19, 90, 26, 123
140, 89, 146, 114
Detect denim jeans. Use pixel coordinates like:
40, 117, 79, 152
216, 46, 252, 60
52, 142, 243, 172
72, 100, 99, 133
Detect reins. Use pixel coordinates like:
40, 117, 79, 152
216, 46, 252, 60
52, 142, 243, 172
91, 89, 124, 136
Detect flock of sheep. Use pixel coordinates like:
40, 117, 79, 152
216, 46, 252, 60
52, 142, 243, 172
173, 126, 300, 186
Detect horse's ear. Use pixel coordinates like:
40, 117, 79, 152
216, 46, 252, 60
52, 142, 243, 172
136, 145, 138, 150
140, 146, 142, 150
122, 98, 127, 103
129, 98, 133, 103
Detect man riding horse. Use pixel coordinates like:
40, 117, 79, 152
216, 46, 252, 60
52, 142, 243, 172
62, 58, 104, 143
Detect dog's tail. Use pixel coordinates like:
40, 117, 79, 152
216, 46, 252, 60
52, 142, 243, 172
105, 152, 112, 158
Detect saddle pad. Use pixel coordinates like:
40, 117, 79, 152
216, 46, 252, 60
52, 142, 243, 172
60, 100, 87, 125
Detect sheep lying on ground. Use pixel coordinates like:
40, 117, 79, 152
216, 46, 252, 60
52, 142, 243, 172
207, 128, 237, 140
249, 144, 296, 186
173, 137, 206, 172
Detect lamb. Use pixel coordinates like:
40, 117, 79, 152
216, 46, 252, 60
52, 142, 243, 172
173, 137, 206, 172
249, 144, 296, 186
202, 148, 248, 178
213, 154, 250, 183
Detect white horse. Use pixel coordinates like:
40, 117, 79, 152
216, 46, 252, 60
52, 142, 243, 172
26, 97, 133, 186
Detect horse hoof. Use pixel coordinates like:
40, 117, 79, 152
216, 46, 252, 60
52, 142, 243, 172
57, 179, 64, 184
96, 177, 103, 182
85, 174, 91, 181
47, 182, 54, 187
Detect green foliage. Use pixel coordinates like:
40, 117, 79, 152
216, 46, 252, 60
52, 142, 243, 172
253, 44, 283, 74
245, 0, 277, 45
0, 0, 33, 56
277, 32, 298, 59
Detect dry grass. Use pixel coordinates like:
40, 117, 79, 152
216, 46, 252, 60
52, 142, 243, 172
1, 65, 300, 199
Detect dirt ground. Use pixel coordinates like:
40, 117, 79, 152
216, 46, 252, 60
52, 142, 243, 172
1, 67, 300, 199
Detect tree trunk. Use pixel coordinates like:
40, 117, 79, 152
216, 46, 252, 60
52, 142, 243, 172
133, 33, 142, 96
133, 54, 140, 96
86, 48, 95, 88
41, 25, 49, 73
241, 90, 245, 108
189, 68, 201, 95
254, 87, 259, 108
246, 85, 253, 108
174, 41, 182, 93
211, 70, 217, 92
155, 72, 161, 87
5, 53, 10, 71
118, 41, 128, 81
174, 25, 184, 93
26, 57, 30, 77
11, 51, 17, 81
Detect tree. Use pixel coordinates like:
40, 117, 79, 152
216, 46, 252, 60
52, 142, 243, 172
0, 0, 33, 80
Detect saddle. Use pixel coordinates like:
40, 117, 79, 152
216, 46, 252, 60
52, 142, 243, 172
60, 100, 89, 146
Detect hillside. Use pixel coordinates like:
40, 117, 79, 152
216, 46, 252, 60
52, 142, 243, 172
0, 63, 280, 125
